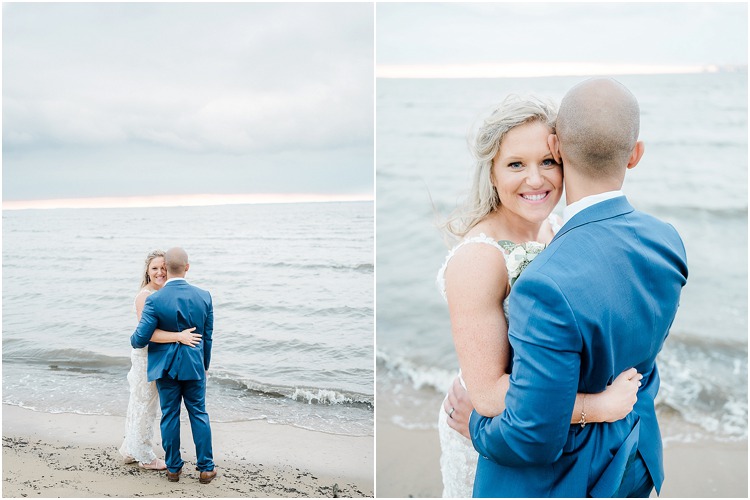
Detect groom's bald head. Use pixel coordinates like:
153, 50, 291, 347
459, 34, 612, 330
556, 78, 640, 178
165, 247, 189, 277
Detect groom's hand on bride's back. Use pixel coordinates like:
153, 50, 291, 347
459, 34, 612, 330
444, 376, 474, 439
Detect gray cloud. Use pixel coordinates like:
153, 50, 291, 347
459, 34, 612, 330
3, 2, 374, 200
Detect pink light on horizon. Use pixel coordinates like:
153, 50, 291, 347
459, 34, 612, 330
2, 192, 373, 211
376, 62, 719, 79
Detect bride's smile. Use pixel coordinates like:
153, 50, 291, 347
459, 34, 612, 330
519, 190, 551, 203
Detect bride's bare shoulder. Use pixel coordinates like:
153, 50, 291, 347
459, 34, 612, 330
134, 287, 155, 305
444, 229, 508, 295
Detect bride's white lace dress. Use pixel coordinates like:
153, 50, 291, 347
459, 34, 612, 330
435, 217, 560, 498
118, 288, 159, 464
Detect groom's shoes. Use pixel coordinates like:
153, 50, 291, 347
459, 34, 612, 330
199, 469, 217, 484
166, 467, 182, 482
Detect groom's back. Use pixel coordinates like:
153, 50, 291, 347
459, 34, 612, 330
151, 282, 212, 333
473, 199, 688, 498
551, 209, 687, 387
147, 281, 213, 381
535, 203, 687, 495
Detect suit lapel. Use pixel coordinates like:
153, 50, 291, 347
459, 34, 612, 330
551, 196, 635, 244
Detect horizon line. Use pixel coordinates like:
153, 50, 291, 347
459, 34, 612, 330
376, 62, 744, 79
2, 192, 374, 211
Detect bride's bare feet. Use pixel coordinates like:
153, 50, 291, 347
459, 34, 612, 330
139, 458, 167, 470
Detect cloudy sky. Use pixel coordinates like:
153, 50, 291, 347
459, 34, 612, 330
4, 3, 746, 206
3, 3, 373, 205
377, 3, 747, 77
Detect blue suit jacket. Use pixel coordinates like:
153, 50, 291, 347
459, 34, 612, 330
469, 197, 688, 497
130, 279, 213, 382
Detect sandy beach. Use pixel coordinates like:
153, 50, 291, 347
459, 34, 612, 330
376, 397, 748, 498
2, 404, 373, 498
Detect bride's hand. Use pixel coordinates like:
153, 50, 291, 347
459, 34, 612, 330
177, 327, 201, 347
590, 367, 642, 423
443, 376, 474, 439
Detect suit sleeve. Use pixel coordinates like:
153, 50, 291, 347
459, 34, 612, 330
203, 293, 213, 370
469, 271, 582, 466
130, 295, 158, 348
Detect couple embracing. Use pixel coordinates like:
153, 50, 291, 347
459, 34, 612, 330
119, 247, 217, 484
438, 78, 688, 497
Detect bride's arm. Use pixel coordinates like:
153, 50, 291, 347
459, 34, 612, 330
444, 243, 511, 417
447, 368, 642, 438
134, 292, 201, 347
150, 327, 200, 346
445, 368, 641, 440
569, 369, 642, 424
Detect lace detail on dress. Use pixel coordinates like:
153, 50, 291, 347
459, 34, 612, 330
438, 398, 477, 498
119, 288, 159, 464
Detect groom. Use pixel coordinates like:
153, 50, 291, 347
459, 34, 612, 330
131, 247, 216, 484
466, 79, 688, 497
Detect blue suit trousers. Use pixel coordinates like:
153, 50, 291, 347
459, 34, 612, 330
156, 377, 214, 473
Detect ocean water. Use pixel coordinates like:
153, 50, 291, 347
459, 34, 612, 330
3, 201, 374, 437
376, 72, 748, 443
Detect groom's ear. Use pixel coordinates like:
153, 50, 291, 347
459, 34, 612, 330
548, 134, 562, 164
626, 141, 645, 170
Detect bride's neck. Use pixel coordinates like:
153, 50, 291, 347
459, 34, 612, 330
485, 208, 544, 243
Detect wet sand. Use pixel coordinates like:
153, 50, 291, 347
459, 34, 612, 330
2, 404, 373, 497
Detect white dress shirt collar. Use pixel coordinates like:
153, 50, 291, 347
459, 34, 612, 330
563, 190, 624, 224
165, 277, 187, 285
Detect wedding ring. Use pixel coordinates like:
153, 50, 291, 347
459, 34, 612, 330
449, 407, 455, 419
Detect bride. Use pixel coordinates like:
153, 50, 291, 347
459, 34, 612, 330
436, 95, 643, 497
119, 249, 201, 470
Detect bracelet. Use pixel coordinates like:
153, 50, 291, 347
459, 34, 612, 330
579, 394, 587, 428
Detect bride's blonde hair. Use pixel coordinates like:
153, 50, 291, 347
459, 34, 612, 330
140, 249, 165, 289
441, 94, 558, 240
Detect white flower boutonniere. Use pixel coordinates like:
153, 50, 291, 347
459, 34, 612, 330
498, 240, 547, 287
